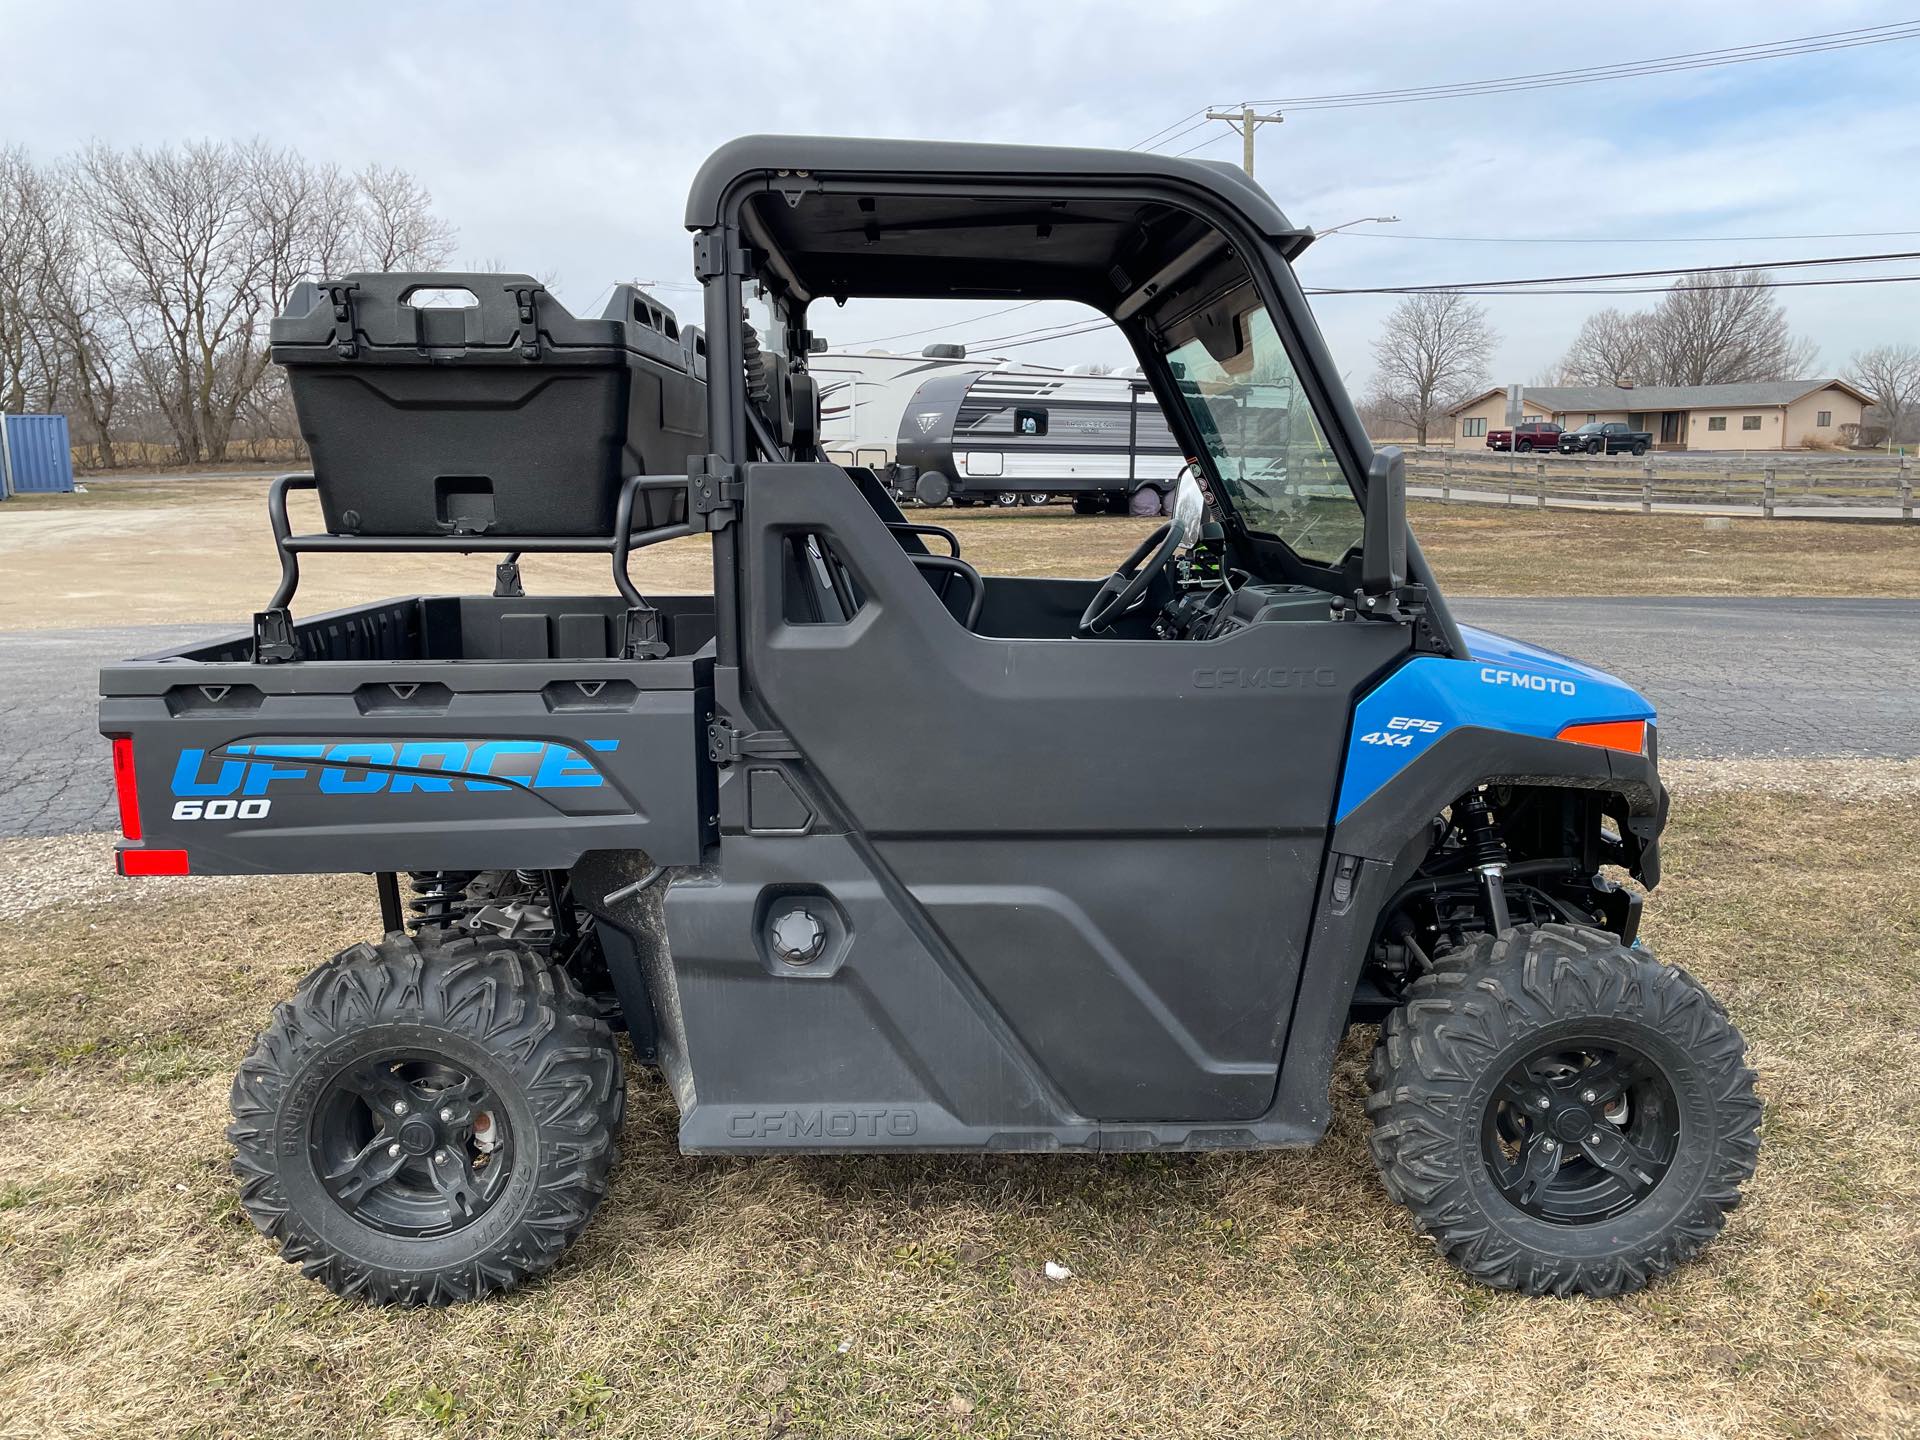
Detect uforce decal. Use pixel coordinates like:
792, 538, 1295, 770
1480, 666, 1577, 697
1193, 666, 1336, 691
727, 1107, 919, 1141
171, 738, 620, 801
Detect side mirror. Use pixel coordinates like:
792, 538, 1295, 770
1360, 445, 1407, 596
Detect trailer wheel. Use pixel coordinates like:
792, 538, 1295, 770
1073, 496, 1104, 515
228, 931, 625, 1305
1365, 924, 1760, 1298
1129, 485, 1166, 517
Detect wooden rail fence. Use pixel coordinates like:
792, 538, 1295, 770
1401, 449, 1915, 522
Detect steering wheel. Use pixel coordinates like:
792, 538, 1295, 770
1076, 466, 1209, 637
1076, 521, 1180, 635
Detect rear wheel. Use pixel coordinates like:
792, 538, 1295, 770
1366, 924, 1760, 1297
1515, 440, 1533, 453
228, 931, 625, 1304
1632, 441, 1649, 456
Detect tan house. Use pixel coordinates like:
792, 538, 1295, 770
1447, 379, 1872, 451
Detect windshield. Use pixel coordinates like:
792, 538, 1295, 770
1163, 303, 1360, 565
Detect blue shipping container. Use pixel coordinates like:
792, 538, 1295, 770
0, 414, 75, 497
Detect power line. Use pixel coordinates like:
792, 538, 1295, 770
1307, 273, 1920, 298
1172, 130, 1236, 159
954, 314, 1125, 348
1129, 109, 1208, 150
846, 252, 1918, 351
850, 265, 1920, 356
1224, 21, 1920, 112
1239, 21, 1918, 104
839, 299, 1047, 349
1303, 249, 1920, 296
985, 319, 1118, 351
1339, 227, 1920, 245
1132, 113, 1213, 153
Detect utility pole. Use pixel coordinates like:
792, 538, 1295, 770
1203, 104, 1285, 177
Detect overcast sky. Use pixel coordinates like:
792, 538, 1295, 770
6, 0, 1917, 388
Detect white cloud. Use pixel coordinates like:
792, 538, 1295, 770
4, 0, 1915, 384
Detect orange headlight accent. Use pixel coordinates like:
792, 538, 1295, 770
1556, 719, 1648, 755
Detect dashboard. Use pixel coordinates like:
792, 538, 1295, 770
1154, 572, 1333, 641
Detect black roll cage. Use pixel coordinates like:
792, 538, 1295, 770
688, 145, 1466, 669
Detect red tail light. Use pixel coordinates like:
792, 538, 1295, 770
118, 848, 189, 877
109, 737, 189, 875
110, 736, 142, 841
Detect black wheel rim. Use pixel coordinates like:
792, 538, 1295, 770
1480, 1036, 1679, 1224
308, 1050, 514, 1237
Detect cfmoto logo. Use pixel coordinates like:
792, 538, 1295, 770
1192, 666, 1336, 690
1480, 666, 1577, 697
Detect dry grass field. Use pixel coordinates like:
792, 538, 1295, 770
4, 477, 1919, 1436
1, 765, 1918, 1439
1, 478, 1918, 632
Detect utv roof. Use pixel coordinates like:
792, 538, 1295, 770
686, 135, 1307, 237
685, 136, 1313, 304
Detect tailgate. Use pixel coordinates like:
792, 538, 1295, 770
99, 629, 712, 877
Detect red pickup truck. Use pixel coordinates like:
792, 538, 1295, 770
1486, 419, 1563, 453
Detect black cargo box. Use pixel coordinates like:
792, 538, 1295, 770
272, 273, 706, 537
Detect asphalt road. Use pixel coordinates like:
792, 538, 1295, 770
3, 598, 1916, 839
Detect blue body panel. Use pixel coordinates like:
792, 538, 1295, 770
1334, 624, 1655, 822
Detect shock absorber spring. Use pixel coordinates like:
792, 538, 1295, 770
1457, 794, 1513, 933
406, 871, 474, 931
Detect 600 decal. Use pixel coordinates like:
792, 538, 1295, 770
172, 798, 272, 821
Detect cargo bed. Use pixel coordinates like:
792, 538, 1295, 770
99, 594, 716, 877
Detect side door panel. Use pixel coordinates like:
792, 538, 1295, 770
739, 462, 1409, 1121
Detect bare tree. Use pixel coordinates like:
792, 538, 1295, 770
1556, 307, 1653, 387
1844, 343, 1920, 447
6, 140, 456, 467
0, 148, 44, 411
26, 160, 126, 463
354, 164, 456, 271
1366, 292, 1496, 445
80, 141, 277, 462
1642, 270, 1816, 386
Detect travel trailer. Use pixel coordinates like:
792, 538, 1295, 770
816, 347, 1185, 513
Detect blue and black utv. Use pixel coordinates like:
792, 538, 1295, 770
99, 137, 1760, 1305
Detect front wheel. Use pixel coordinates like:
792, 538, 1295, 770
228, 932, 625, 1305
1366, 924, 1760, 1297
